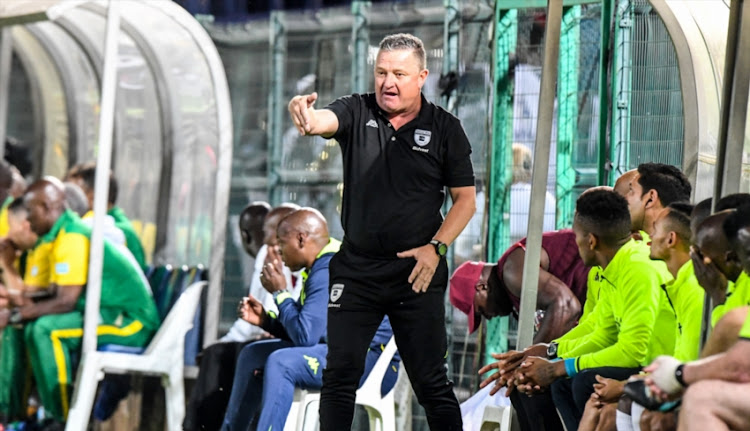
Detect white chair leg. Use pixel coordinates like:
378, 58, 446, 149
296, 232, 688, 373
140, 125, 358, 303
66, 354, 102, 431
378, 402, 395, 431
164, 366, 186, 431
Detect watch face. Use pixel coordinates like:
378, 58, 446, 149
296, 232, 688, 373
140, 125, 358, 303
547, 343, 557, 357
438, 243, 448, 256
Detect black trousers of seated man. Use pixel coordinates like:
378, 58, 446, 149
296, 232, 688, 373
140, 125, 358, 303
320, 247, 462, 431
551, 366, 641, 431
509, 390, 565, 431
183, 340, 252, 431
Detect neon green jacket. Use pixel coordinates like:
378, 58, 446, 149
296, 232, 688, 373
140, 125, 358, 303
556, 232, 651, 351
556, 239, 676, 371
712, 272, 750, 326
663, 260, 704, 362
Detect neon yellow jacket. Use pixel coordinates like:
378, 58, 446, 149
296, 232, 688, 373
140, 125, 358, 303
556, 239, 676, 371
712, 272, 750, 326
663, 261, 704, 362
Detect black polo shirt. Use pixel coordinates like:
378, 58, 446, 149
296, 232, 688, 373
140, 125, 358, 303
326, 93, 475, 258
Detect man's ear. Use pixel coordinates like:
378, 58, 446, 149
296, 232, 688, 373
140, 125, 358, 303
588, 232, 598, 250
667, 231, 677, 247
297, 232, 306, 248
644, 189, 658, 209
726, 249, 740, 266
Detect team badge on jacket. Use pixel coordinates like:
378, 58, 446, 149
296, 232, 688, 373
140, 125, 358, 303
330, 283, 344, 302
414, 129, 432, 146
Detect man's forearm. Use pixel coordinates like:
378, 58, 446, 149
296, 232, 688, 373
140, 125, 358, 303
685, 340, 750, 385
433, 187, 476, 245
534, 296, 581, 343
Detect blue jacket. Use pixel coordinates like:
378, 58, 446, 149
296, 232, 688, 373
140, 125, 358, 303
262, 239, 341, 346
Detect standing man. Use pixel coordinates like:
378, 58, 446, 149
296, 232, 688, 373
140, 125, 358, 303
288, 33, 476, 430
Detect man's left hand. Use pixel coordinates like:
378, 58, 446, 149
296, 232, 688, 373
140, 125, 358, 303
397, 244, 440, 293
516, 356, 565, 389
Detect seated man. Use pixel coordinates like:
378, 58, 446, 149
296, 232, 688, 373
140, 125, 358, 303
479, 189, 676, 431
0, 197, 44, 423
0, 179, 159, 427
690, 211, 745, 328
580, 203, 704, 431
644, 305, 750, 431
221, 208, 395, 430
68, 162, 148, 270
221, 208, 338, 430
450, 229, 589, 343
183, 202, 304, 431
450, 229, 589, 431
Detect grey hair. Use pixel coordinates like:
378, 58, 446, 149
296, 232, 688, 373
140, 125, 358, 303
378, 33, 426, 70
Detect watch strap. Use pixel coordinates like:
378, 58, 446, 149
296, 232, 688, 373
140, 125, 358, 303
674, 364, 687, 387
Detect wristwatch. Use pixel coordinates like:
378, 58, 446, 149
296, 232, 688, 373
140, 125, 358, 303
547, 341, 559, 360
674, 364, 687, 387
9, 307, 22, 325
430, 239, 448, 257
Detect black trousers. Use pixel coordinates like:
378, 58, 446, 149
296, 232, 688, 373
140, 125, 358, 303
551, 366, 641, 431
509, 390, 564, 431
320, 248, 462, 431
183, 340, 252, 431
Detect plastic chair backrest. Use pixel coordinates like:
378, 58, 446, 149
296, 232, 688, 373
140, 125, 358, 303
145, 281, 206, 356
357, 336, 398, 399
148, 264, 173, 296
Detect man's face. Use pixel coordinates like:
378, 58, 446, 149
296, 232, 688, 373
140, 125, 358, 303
472, 267, 505, 320
239, 214, 265, 258
24, 191, 52, 236
694, 227, 732, 277
374, 49, 427, 116
624, 173, 647, 231
263, 214, 283, 247
276, 227, 304, 272
735, 226, 750, 274
649, 208, 673, 261
7, 212, 37, 250
573, 217, 596, 266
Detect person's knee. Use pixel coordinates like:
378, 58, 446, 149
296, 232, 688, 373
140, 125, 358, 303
265, 350, 300, 380
596, 402, 617, 431
24, 316, 58, 344
572, 372, 598, 406
681, 381, 717, 409
408, 366, 452, 400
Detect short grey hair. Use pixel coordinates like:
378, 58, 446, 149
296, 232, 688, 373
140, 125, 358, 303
378, 33, 426, 70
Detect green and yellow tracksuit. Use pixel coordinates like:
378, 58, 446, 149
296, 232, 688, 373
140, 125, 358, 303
712, 272, 750, 326
555, 239, 676, 372
0, 195, 14, 238
108, 206, 148, 270
0, 248, 47, 420
4, 210, 159, 421
662, 261, 704, 362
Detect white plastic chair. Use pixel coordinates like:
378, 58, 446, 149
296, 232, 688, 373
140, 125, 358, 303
479, 405, 512, 431
66, 281, 206, 431
284, 336, 399, 431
